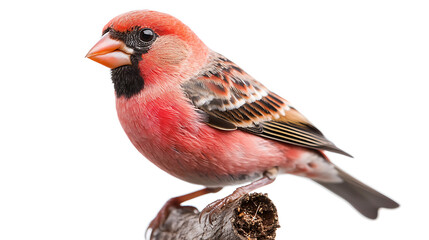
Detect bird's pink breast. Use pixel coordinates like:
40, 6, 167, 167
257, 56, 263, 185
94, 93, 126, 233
115, 89, 308, 187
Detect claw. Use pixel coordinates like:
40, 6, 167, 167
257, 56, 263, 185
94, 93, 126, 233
144, 228, 152, 240
199, 197, 230, 225
198, 169, 278, 226
146, 187, 222, 239
146, 198, 179, 239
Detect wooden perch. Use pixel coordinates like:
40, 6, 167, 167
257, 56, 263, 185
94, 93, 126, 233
150, 193, 280, 240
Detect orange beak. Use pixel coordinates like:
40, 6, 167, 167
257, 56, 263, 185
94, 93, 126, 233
86, 32, 133, 69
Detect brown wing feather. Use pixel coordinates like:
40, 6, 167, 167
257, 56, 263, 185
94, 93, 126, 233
182, 52, 351, 157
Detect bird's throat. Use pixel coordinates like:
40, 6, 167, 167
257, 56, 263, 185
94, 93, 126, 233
111, 64, 144, 98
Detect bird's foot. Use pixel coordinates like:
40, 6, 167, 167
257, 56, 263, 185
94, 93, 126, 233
199, 168, 278, 225
199, 189, 245, 224
146, 198, 180, 238
146, 187, 222, 239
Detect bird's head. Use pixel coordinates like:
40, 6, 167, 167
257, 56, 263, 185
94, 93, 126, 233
86, 10, 209, 98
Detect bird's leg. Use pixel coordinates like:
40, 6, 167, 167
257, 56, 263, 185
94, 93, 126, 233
200, 167, 278, 224
147, 187, 222, 235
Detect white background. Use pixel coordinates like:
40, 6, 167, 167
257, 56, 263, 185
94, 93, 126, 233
1, 0, 428, 239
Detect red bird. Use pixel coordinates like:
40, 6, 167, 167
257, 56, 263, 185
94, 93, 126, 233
86, 10, 398, 231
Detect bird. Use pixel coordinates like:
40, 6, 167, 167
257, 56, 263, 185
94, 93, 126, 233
86, 9, 399, 232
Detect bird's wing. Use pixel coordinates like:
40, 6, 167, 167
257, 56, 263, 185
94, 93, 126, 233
181, 53, 352, 157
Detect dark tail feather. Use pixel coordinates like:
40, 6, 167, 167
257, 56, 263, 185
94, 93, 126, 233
315, 167, 399, 219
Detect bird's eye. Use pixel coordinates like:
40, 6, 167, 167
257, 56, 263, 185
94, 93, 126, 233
139, 29, 155, 42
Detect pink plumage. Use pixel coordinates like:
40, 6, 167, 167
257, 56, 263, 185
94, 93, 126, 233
86, 9, 398, 233
116, 87, 315, 187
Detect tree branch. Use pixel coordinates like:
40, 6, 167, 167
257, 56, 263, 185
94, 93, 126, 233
150, 193, 280, 240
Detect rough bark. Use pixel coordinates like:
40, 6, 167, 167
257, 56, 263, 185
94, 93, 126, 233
150, 193, 280, 240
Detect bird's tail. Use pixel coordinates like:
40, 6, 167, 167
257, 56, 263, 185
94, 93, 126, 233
315, 167, 399, 219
